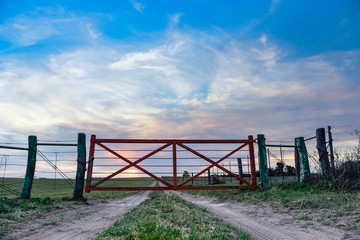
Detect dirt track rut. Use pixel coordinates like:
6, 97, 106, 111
9, 190, 151, 240
171, 191, 346, 240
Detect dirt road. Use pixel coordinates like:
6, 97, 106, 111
6, 188, 358, 240
8, 190, 151, 240
171, 191, 347, 240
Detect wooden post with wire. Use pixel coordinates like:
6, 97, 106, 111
73, 133, 87, 200
328, 126, 335, 174
257, 134, 269, 187
294, 138, 300, 181
21, 135, 37, 199
237, 158, 243, 184
208, 169, 211, 185
295, 137, 310, 181
316, 128, 330, 176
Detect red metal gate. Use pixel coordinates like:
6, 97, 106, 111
85, 135, 258, 192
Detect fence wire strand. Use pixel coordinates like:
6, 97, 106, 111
37, 150, 75, 188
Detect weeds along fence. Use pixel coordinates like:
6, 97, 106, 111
0, 133, 86, 199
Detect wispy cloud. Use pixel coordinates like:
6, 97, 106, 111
0, 7, 68, 46
268, 0, 281, 15
130, 0, 145, 14
0, 7, 102, 47
168, 13, 184, 29
86, 23, 103, 39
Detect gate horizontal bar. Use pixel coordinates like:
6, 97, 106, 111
86, 185, 258, 191
95, 139, 254, 144
96, 139, 173, 143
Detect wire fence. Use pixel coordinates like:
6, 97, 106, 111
0, 144, 28, 198
264, 147, 297, 182
0, 140, 78, 198
1, 128, 358, 197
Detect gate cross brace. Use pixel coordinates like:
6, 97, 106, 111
176, 142, 251, 187
91, 142, 172, 188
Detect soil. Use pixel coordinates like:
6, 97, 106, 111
170, 191, 358, 240
4, 190, 151, 240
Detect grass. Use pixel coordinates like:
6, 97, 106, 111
0, 177, 153, 237
186, 180, 360, 229
187, 181, 360, 209
96, 190, 250, 240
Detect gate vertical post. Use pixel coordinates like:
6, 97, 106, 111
173, 140, 177, 189
248, 135, 257, 187
85, 135, 96, 193
21, 135, 37, 199
295, 137, 310, 181
257, 134, 269, 187
316, 128, 330, 176
73, 133, 86, 200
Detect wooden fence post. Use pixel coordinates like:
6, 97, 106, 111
295, 137, 310, 181
73, 133, 86, 200
257, 134, 269, 187
237, 158, 243, 185
316, 128, 330, 176
207, 169, 211, 185
21, 135, 37, 199
294, 138, 300, 181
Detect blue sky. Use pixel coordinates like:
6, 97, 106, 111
0, 0, 359, 146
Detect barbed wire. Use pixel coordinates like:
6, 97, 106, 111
0, 142, 27, 145
37, 140, 77, 143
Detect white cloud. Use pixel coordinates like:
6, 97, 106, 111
0, 28, 358, 144
109, 49, 166, 70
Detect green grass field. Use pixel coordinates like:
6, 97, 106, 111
0, 177, 155, 199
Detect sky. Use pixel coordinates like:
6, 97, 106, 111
0, 0, 359, 152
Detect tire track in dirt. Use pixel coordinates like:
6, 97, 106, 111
171, 191, 346, 240
9, 190, 152, 240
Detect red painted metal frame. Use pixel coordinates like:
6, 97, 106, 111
85, 135, 258, 192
